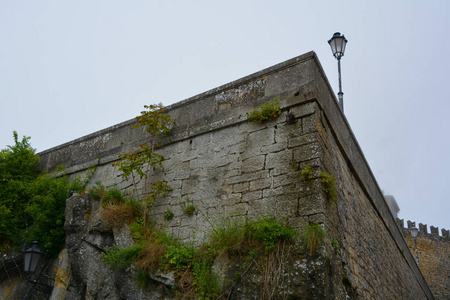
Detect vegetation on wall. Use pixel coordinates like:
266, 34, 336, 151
246, 98, 281, 124
303, 223, 325, 256
0, 132, 92, 256
99, 197, 298, 299
319, 170, 338, 201
113, 103, 175, 225
300, 166, 338, 202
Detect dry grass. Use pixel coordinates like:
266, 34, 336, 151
101, 204, 138, 228
135, 243, 166, 270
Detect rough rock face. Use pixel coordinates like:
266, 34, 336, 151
63, 194, 168, 300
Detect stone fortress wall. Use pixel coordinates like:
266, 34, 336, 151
398, 219, 449, 300
37, 52, 436, 299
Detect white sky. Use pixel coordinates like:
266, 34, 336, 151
1, 1, 449, 231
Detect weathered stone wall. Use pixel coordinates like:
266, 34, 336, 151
398, 219, 450, 300
38, 52, 434, 299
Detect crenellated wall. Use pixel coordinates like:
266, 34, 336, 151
398, 219, 450, 300
37, 52, 436, 299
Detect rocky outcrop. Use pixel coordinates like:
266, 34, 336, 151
61, 194, 168, 300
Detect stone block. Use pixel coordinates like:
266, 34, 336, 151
249, 177, 271, 191
293, 142, 321, 162
242, 155, 266, 173
247, 127, 275, 149
225, 202, 249, 217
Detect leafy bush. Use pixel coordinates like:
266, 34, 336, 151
164, 245, 197, 271
0, 132, 76, 256
247, 98, 281, 124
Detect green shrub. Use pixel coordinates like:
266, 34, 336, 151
0, 131, 85, 256
247, 98, 281, 124
101, 244, 143, 270
164, 245, 197, 271
245, 216, 297, 251
303, 223, 325, 256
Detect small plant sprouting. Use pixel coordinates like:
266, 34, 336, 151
247, 98, 281, 124
301, 166, 313, 181
184, 204, 196, 216
303, 223, 325, 256
289, 161, 298, 170
181, 198, 196, 216
319, 170, 338, 201
331, 239, 339, 254
164, 210, 174, 221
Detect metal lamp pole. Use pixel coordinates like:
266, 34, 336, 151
410, 227, 420, 266
328, 32, 348, 112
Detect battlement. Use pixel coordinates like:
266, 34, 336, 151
398, 219, 450, 240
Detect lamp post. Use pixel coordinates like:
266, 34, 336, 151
410, 227, 420, 266
328, 32, 348, 112
23, 241, 53, 299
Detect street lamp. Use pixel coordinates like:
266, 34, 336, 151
328, 32, 348, 112
23, 241, 53, 299
410, 227, 420, 266
23, 241, 44, 274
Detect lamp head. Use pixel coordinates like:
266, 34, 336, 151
23, 241, 44, 273
410, 227, 419, 239
328, 32, 348, 59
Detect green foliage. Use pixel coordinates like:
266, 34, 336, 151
301, 165, 313, 181
164, 210, 174, 221
0, 131, 81, 256
210, 217, 296, 254
113, 103, 174, 184
246, 98, 281, 124
25, 174, 70, 257
134, 103, 175, 141
112, 103, 175, 225
101, 244, 143, 270
331, 240, 339, 254
244, 216, 297, 251
192, 248, 221, 299
145, 180, 172, 208
303, 223, 325, 256
319, 170, 338, 201
129, 218, 145, 243
164, 245, 197, 271
135, 271, 151, 289
210, 220, 246, 253
88, 182, 127, 207
68, 164, 97, 194
181, 198, 196, 216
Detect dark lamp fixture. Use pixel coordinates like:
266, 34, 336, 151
23, 241, 44, 273
410, 227, 419, 239
410, 227, 420, 265
328, 32, 348, 112
328, 32, 348, 59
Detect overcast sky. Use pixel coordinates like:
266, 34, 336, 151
1, 1, 449, 231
